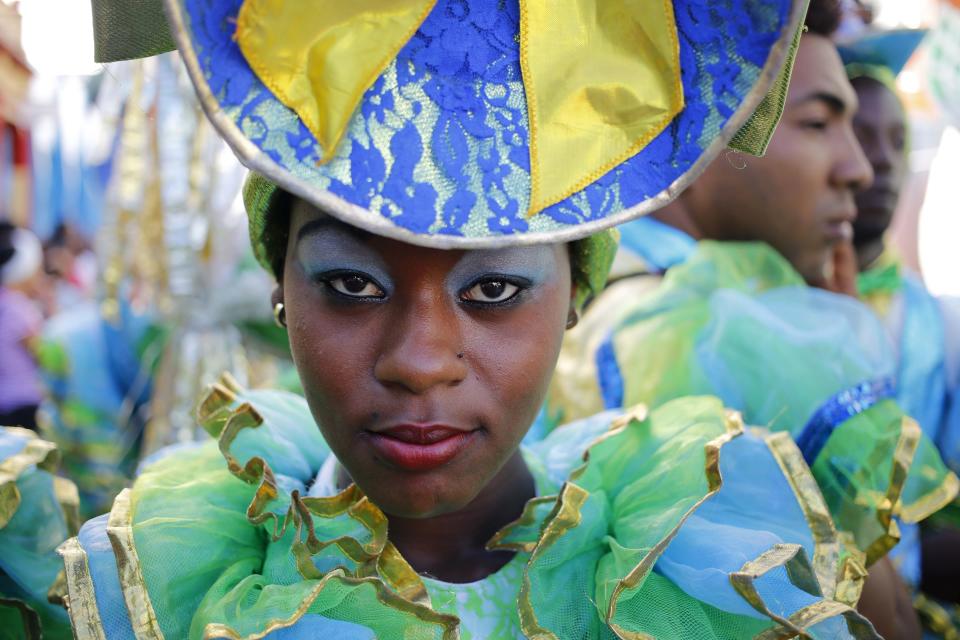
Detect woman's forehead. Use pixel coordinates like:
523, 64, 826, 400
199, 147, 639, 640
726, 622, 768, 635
291, 199, 566, 267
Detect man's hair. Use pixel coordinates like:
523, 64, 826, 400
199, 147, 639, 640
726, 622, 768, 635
805, 0, 843, 37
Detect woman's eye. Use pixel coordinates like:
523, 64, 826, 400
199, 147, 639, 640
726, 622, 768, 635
461, 279, 521, 304
327, 274, 385, 299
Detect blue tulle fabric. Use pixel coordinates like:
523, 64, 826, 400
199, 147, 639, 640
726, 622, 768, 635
616, 217, 698, 274
654, 434, 819, 619
595, 278, 898, 439
181, 0, 790, 239
897, 274, 956, 460
78, 515, 136, 639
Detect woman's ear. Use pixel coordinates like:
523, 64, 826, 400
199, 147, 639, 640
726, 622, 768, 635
271, 285, 286, 328
566, 284, 579, 330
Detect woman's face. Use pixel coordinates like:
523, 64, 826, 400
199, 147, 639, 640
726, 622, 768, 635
280, 199, 573, 518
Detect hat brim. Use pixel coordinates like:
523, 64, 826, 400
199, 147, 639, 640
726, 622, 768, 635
165, 0, 805, 249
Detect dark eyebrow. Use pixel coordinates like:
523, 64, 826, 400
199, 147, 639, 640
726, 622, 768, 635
794, 91, 854, 115
296, 217, 368, 243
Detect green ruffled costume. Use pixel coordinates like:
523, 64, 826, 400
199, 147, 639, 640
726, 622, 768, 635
0, 427, 78, 640
58, 375, 885, 639
548, 241, 959, 565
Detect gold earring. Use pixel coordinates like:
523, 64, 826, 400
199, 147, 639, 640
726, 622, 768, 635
566, 309, 579, 329
273, 302, 286, 328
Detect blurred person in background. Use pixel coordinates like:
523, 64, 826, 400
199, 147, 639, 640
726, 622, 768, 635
546, 3, 956, 637
0, 222, 46, 430
43, 222, 97, 313
844, 40, 960, 631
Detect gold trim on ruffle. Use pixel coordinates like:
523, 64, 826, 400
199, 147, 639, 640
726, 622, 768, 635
752, 599, 880, 640
204, 378, 455, 635
763, 431, 842, 599
834, 532, 868, 609
606, 410, 743, 622
914, 592, 960, 639
486, 496, 557, 553
56, 536, 108, 640
0, 596, 42, 640
106, 489, 165, 639
731, 544, 880, 640
201, 568, 459, 640
731, 543, 820, 636
0, 428, 60, 528
515, 482, 589, 638
196, 376, 241, 438
864, 415, 921, 564
900, 466, 960, 525
54, 475, 81, 537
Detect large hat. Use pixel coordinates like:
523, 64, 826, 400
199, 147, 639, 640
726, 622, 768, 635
838, 28, 927, 78
94, 0, 806, 252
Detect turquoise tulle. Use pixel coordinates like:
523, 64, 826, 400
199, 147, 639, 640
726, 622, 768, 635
63, 386, 877, 639
0, 428, 75, 640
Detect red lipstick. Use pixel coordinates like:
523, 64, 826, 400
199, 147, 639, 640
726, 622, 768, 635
367, 424, 474, 471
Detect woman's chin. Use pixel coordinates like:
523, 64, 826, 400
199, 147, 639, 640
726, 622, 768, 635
364, 481, 478, 520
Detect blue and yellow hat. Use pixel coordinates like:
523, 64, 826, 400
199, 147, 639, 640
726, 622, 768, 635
95, 0, 805, 256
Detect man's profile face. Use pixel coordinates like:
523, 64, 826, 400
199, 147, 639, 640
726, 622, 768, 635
683, 34, 873, 285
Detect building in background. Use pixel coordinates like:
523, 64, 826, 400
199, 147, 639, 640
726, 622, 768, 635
0, 1, 31, 226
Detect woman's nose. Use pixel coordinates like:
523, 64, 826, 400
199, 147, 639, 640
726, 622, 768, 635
373, 293, 468, 394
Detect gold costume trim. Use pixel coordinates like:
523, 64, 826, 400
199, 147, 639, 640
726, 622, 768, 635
901, 468, 960, 525
764, 431, 842, 599
57, 537, 108, 640
0, 430, 59, 528
516, 482, 589, 639
833, 534, 868, 608
106, 489, 165, 639
205, 379, 444, 634
201, 568, 460, 640
486, 496, 557, 552
914, 592, 960, 639
752, 599, 880, 640
864, 415, 920, 564
0, 596, 42, 640
731, 544, 881, 640
54, 475, 81, 536
605, 410, 743, 623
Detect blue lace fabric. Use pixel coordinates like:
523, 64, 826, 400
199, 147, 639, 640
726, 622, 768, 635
183, 0, 789, 239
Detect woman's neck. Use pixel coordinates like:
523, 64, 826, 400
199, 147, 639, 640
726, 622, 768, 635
343, 450, 535, 583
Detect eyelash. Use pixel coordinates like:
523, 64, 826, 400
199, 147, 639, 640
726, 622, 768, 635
316, 270, 387, 302
458, 274, 531, 308
314, 271, 531, 307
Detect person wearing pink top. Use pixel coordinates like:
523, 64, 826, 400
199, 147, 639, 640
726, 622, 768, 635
0, 222, 45, 430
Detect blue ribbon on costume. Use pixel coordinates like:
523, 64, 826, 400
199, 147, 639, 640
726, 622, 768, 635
795, 377, 897, 464
596, 333, 625, 410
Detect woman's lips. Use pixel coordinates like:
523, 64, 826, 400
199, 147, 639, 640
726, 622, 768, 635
367, 424, 475, 471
